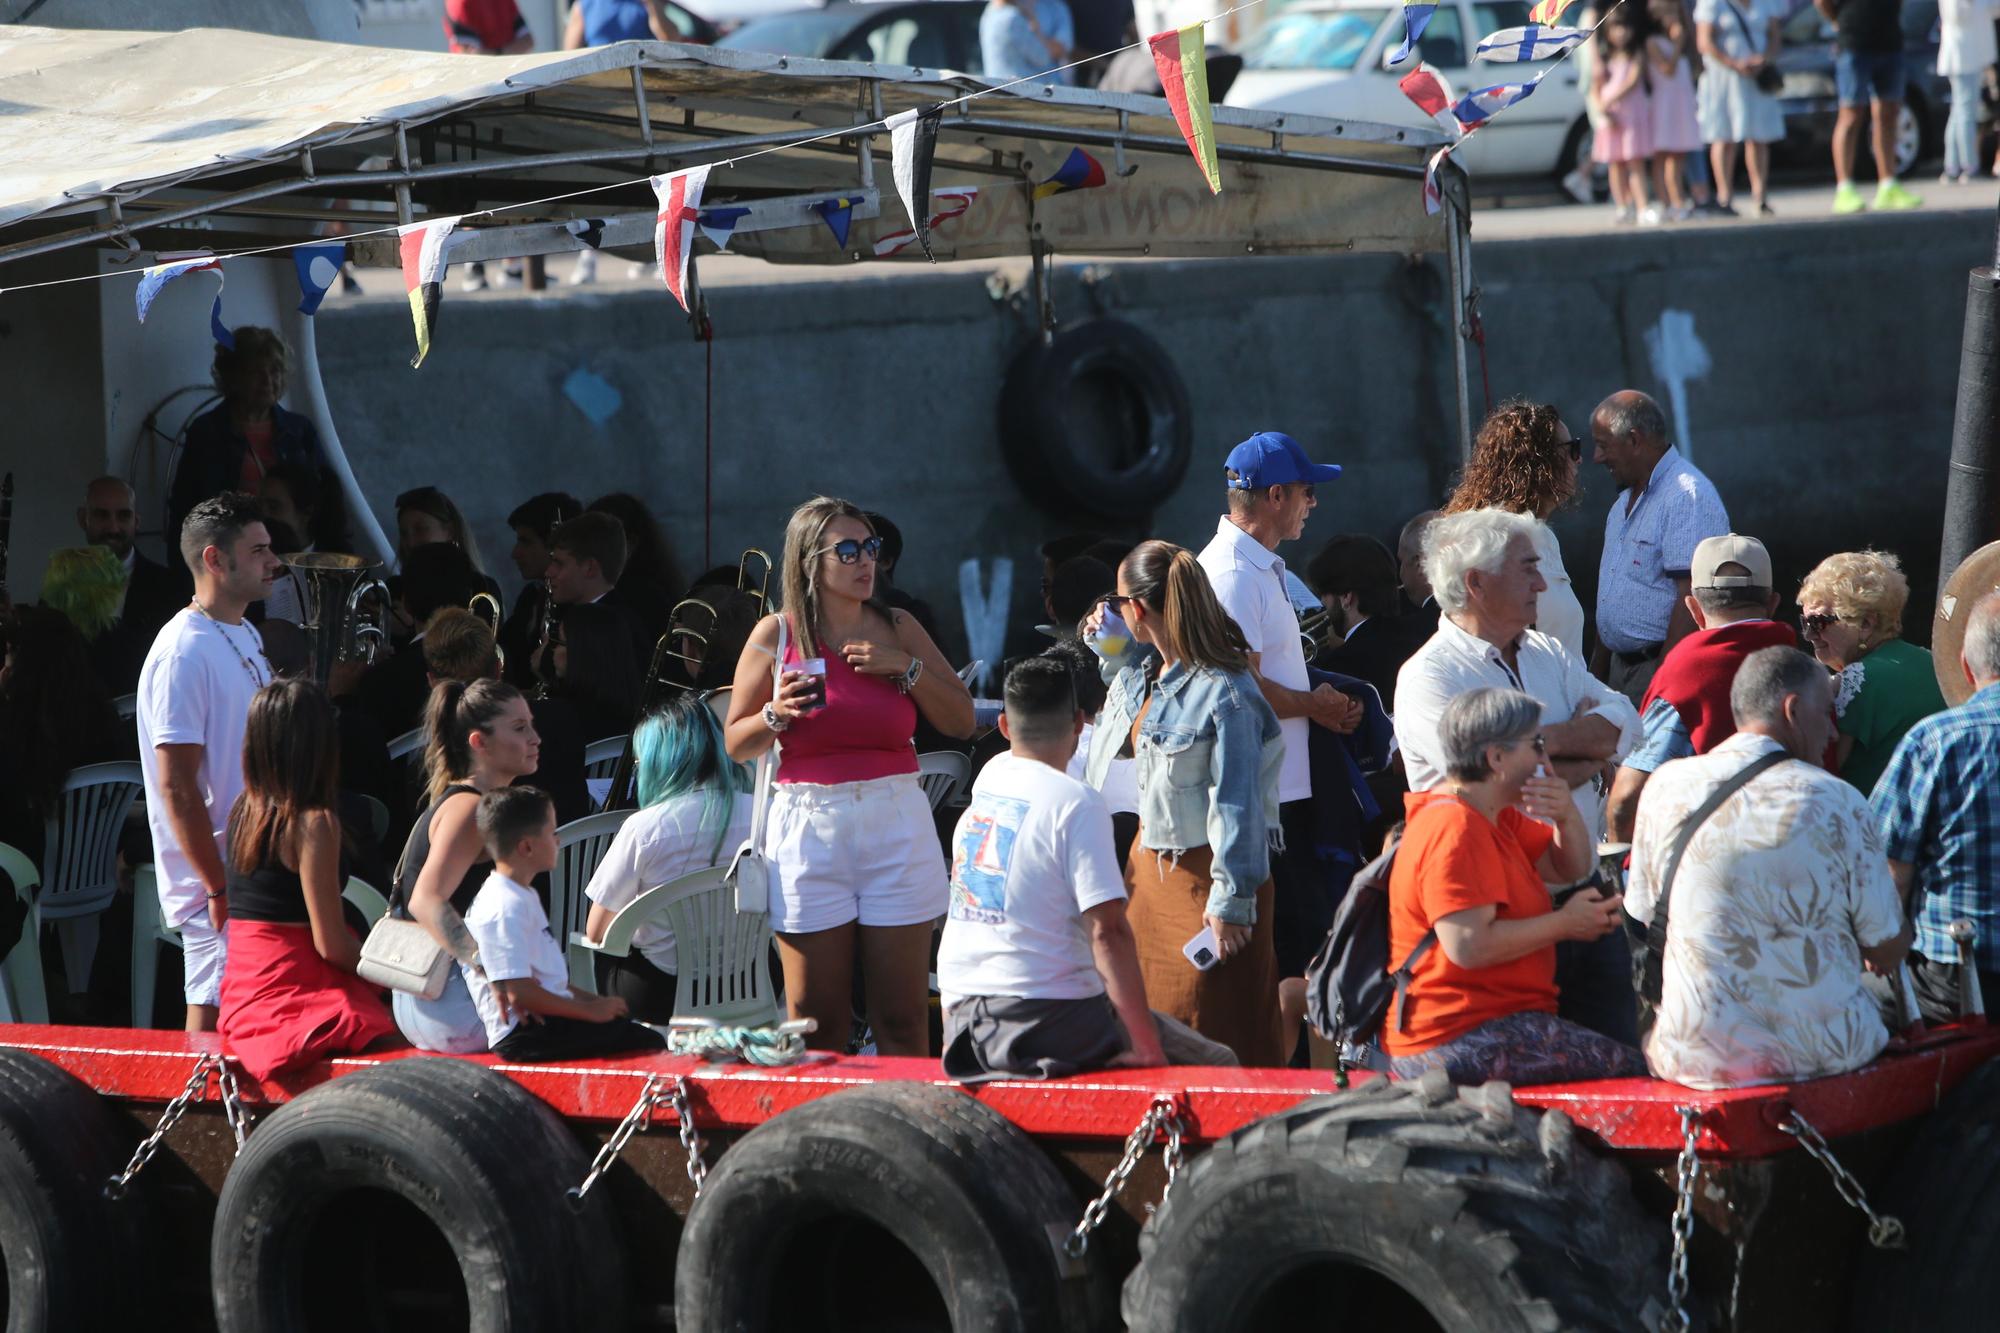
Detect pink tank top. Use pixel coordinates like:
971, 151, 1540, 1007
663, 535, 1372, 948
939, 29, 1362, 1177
777, 626, 919, 784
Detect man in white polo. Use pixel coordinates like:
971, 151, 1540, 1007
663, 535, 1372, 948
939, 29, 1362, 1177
1197, 431, 1362, 1008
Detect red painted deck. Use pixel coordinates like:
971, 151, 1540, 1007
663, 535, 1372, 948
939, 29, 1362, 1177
4, 1021, 1996, 1159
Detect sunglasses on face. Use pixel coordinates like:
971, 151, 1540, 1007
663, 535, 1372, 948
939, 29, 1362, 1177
1801, 614, 1842, 635
814, 536, 884, 566
1097, 594, 1137, 614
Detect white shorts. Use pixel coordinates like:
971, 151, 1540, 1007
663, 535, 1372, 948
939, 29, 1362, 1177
181, 915, 229, 1007
765, 774, 948, 935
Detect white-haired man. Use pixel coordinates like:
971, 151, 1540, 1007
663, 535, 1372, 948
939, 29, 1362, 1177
1395, 507, 1640, 1043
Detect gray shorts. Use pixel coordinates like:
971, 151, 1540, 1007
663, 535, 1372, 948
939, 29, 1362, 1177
942, 993, 1237, 1082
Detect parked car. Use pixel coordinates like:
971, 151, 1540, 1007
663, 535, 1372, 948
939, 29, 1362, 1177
716, 0, 986, 71
1772, 0, 1955, 179
1223, 0, 1591, 187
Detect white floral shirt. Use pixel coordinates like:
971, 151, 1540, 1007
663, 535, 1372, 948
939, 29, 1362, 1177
1626, 733, 1904, 1090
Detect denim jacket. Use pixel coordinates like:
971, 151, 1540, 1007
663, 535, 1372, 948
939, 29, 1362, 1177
1083, 650, 1283, 925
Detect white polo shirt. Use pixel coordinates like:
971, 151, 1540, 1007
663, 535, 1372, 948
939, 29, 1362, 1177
1198, 517, 1310, 803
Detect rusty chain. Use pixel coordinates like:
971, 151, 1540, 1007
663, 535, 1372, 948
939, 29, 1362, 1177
1063, 1093, 1185, 1260
568, 1073, 704, 1207
104, 1052, 250, 1200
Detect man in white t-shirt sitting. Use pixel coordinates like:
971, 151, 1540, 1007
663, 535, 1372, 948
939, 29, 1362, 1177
136, 493, 282, 1031
939, 657, 1236, 1080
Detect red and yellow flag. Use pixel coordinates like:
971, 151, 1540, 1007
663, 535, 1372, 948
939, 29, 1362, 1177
397, 215, 460, 369
1147, 24, 1222, 195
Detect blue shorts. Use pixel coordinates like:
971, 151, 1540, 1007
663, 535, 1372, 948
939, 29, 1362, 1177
1835, 49, 1907, 107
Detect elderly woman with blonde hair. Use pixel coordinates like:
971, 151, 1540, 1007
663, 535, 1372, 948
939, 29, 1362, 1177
1796, 551, 1945, 793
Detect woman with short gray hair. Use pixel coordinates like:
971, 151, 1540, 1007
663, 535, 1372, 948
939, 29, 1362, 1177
1384, 687, 1647, 1085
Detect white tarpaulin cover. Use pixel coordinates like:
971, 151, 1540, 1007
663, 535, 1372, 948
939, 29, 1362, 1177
0, 24, 1453, 266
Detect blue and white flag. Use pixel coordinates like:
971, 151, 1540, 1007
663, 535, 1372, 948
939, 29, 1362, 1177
292, 243, 346, 315
1475, 24, 1589, 62
697, 206, 751, 253
1449, 77, 1541, 129
134, 255, 233, 348
1388, 0, 1437, 66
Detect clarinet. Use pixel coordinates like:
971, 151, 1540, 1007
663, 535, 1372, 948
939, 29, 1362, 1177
0, 473, 13, 615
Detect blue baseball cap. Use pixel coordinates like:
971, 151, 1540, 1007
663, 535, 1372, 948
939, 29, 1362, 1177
1224, 432, 1342, 490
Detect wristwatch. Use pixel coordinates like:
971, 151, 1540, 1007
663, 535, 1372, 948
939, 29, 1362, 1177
762, 701, 789, 732
896, 656, 924, 694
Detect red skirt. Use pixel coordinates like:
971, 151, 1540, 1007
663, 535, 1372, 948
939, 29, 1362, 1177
219, 920, 397, 1081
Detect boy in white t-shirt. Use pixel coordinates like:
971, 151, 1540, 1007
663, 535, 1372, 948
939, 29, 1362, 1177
465, 788, 665, 1061
938, 657, 1237, 1080
136, 493, 283, 1032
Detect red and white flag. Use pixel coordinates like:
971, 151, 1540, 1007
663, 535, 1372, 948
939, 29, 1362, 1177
397, 215, 460, 368
651, 166, 711, 311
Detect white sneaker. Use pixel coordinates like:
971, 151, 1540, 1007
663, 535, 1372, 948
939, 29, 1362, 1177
567, 249, 599, 285
495, 264, 524, 288
459, 267, 488, 293
1614, 204, 1638, 225
1562, 166, 1594, 205
1640, 206, 1664, 226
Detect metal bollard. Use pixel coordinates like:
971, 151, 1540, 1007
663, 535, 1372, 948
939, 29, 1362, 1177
1950, 919, 1986, 1020
1892, 964, 1926, 1036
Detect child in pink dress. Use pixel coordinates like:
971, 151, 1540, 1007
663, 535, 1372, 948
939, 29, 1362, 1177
1593, 10, 1656, 223
1648, 0, 1704, 219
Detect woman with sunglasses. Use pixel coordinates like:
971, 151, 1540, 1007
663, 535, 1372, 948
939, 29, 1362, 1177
1441, 401, 1588, 659
1796, 551, 1946, 794
726, 496, 974, 1055
1384, 687, 1643, 1086
1080, 540, 1287, 1065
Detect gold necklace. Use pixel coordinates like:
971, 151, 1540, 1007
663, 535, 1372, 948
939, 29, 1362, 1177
190, 600, 270, 690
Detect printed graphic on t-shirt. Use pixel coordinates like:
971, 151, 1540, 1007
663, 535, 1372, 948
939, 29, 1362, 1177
950, 793, 1029, 925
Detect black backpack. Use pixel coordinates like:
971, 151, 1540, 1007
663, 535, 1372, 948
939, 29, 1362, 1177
1304, 829, 1436, 1075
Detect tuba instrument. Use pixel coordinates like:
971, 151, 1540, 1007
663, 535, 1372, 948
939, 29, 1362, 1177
283, 552, 391, 684
737, 548, 774, 610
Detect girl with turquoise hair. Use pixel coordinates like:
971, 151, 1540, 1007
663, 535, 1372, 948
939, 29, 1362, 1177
581, 691, 753, 1020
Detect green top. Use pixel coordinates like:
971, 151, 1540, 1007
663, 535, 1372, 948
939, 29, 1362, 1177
1835, 638, 1948, 795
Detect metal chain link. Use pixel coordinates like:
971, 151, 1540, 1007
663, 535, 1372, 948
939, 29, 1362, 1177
1779, 1110, 1906, 1249
105, 1053, 248, 1200
567, 1074, 704, 1207
1665, 1105, 1701, 1333
1062, 1094, 1185, 1260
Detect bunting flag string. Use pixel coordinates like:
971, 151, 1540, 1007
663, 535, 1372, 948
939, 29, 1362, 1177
1388, 0, 1438, 66
812, 195, 859, 248
1476, 24, 1589, 61
873, 188, 978, 257
1033, 147, 1108, 200
1397, 67, 1455, 124
1423, 147, 1450, 216
887, 106, 946, 260
291, 243, 346, 316
698, 206, 751, 252
652, 166, 710, 310
1148, 23, 1223, 194
134, 255, 234, 349
1448, 74, 1544, 130
397, 215, 459, 368
565, 218, 610, 250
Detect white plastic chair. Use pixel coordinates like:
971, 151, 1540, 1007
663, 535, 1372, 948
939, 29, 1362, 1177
549, 810, 635, 975
130, 863, 182, 1029
583, 735, 628, 812
342, 877, 390, 926
0, 842, 50, 1024
111, 692, 138, 722
916, 751, 971, 812
36, 762, 144, 994
567, 863, 779, 1025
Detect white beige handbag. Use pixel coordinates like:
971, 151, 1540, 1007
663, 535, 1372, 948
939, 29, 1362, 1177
357, 915, 453, 999
725, 615, 785, 915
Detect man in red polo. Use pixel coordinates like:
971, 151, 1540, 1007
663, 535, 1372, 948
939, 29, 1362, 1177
1605, 534, 1797, 841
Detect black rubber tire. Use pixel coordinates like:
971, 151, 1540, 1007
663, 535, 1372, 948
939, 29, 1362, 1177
1847, 1055, 2000, 1329
1123, 1072, 1667, 1333
999, 319, 1192, 521
209, 1057, 626, 1332
675, 1082, 1099, 1333
0, 1049, 151, 1331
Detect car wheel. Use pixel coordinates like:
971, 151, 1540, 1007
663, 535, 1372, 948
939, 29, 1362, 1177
1894, 98, 1924, 177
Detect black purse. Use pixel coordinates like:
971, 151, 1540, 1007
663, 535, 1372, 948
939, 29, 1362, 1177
1724, 0, 1785, 93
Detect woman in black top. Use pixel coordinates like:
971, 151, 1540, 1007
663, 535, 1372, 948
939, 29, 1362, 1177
217, 681, 395, 1079
392, 678, 542, 1052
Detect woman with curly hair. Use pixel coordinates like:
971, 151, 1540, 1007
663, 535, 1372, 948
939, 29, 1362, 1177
1796, 551, 1945, 793
1441, 400, 1587, 657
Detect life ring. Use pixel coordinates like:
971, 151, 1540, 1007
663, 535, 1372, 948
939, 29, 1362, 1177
209, 1058, 626, 1331
676, 1082, 1104, 1332
1122, 1073, 1664, 1332
1849, 1054, 2000, 1326
0, 1048, 154, 1329
999, 319, 1193, 521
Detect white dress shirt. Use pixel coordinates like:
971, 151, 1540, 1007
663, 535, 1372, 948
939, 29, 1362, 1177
1198, 517, 1311, 803
1394, 615, 1639, 845
1596, 449, 1729, 653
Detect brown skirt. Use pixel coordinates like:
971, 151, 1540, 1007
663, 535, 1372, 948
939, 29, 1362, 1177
1125, 828, 1283, 1067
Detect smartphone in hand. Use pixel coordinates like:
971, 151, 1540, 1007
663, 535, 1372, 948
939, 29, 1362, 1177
1183, 926, 1221, 971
